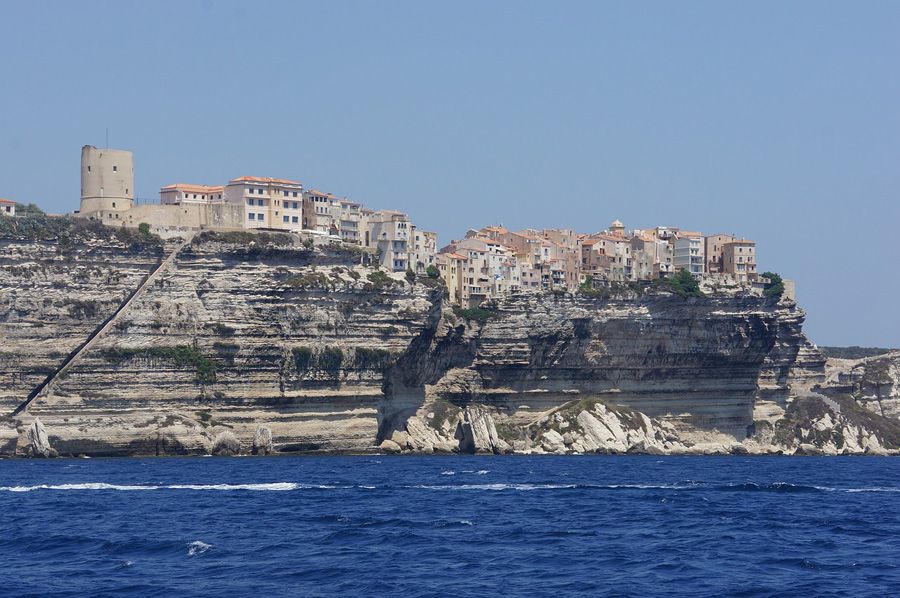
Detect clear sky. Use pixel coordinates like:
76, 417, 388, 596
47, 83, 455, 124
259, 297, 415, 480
1, 1, 897, 347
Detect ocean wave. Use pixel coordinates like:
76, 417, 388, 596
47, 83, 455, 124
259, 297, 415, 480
411, 483, 580, 491
187, 540, 212, 556
0, 482, 301, 492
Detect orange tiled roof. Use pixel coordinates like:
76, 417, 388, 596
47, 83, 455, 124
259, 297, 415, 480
160, 183, 224, 193
0, 198, 15, 204
229, 176, 301, 186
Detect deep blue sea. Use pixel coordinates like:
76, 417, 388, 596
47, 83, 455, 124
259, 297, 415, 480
1, 456, 899, 597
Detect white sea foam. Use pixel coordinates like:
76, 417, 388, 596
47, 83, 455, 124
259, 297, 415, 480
167, 483, 298, 491
187, 540, 212, 556
440, 470, 456, 476
0, 482, 300, 492
412, 483, 580, 491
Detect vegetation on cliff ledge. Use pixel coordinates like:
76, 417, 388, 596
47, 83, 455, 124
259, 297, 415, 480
654, 270, 702, 297
0, 214, 163, 252
761, 271, 785, 300
100, 345, 217, 384
193, 229, 295, 247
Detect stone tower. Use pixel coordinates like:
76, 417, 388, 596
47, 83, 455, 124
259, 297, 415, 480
80, 145, 134, 214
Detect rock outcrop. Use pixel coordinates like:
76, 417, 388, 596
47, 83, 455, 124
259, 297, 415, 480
20, 418, 56, 457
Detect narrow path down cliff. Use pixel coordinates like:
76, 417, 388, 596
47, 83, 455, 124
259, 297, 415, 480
10, 234, 194, 417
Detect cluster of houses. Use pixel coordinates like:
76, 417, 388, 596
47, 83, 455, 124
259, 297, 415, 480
5, 145, 765, 306
435, 223, 759, 306
156, 177, 438, 275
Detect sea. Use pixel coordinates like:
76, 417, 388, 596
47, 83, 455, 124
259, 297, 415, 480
1, 456, 898, 597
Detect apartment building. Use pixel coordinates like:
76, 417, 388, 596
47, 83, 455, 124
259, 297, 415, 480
410, 227, 438, 274
704, 234, 736, 274
436, 252, 466, 304
364, 210, 411, 271
722, 239, 757, 282
673, 232, 705, 277
303, 189, 340, 234
337, 199, 362, 244
224, 176, 303, 230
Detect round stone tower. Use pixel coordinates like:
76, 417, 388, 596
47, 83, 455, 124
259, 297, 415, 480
80, 145, 134, 214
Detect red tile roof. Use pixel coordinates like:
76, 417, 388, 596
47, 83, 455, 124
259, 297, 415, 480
229, 176, 301, 186
160, 183, 224, 193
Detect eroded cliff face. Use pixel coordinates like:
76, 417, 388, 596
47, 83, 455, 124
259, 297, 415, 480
2, 220, 863, 457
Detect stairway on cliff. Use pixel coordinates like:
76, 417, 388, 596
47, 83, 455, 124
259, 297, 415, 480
11, 234, 194, 417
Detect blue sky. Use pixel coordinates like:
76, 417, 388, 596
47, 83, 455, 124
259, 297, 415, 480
1, 1, 897, 346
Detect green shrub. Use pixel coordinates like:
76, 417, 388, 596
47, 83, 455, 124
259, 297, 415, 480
285, 272, 330, 289
138, 222, 151, 235
354, 347, 394, 371
655, 269, 702, 297
761, 271, 785, 300
365, 270, 397, 290
101, 345, 216, 384
292, 347, 313, 371
317, 347, 344, 376
15, 203, 45, 216
426, 265, 440, 279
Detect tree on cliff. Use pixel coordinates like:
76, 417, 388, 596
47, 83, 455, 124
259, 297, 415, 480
657, 270, 702, 297
761, 271, 785, 299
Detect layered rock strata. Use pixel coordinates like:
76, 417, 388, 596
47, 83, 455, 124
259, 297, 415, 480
11, 220, 893, 457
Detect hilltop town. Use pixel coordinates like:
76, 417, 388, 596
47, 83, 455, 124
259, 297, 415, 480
1, 144, 780, 307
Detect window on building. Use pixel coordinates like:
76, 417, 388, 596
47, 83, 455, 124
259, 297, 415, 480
292, 192, 298, 197
258, 213, 264, 221
113, 166, 117, 172
292, 216, 299, 223
247, 199, 253, 206
257, 199, 264, 206
283, 216, 289, 223
87, 166, 91, 172
283, 191, 288, 196
249, 213, 255, 220
112, 202, 116, 208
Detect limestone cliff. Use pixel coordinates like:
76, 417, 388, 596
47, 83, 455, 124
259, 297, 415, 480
8, 218, 893, 457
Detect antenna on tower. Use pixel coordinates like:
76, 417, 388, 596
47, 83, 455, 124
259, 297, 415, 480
105, 128, 109, 148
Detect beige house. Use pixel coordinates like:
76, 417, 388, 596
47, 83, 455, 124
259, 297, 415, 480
410, 228, 438, 274
160, 183, 224, 205
0, 199, 15, 217
704, 234, 735, 274
722, 239, 757, 282
303, 189, 341, 234
337, 199, 362, 243
363, 210, 411, 271
224, 176, 303, 231
436, 252, 466, 304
